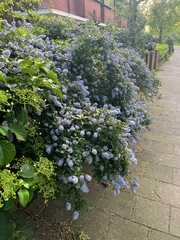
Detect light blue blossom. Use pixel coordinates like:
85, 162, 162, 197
85, 174, 92, 182
62, 144, 68, 150
73, 211, 79, 220
0, 62, 5, 69
2, 49, 11, 58
93, 132, 98, 138
66, 202, 71, 211
80, 183, 89, 193
67, 160, 74, 168
86, 155, 92, 164
46, 146, 52, 154
92, 149, 97, 155
57, 159, 64, 167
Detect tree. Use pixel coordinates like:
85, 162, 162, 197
114, 0, 148, 29
148, 0, 180, 43
0, 0, 41, 19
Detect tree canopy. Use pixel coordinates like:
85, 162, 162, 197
0, 0, 40, 19
148, 0, 180, 43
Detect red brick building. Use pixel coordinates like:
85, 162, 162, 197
38, 0, 127, 27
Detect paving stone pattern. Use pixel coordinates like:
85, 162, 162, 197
71, 47, 180, 239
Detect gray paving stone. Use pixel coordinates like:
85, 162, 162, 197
81, 180, 106, 208
144, 163, 174, 183
137, 149, 161, 164
174, 145, 180, 156
100, 190, 136, 220
105, 216, 148, 240
173, 168, 180, 186
159, 154, 180, 168
155, 181, 180, 208
129, 160, 148, 177
148, 141, 174, 155
132, 197, 170, 232
170, 207, 180, 237
136, 177, 158, 200
148, 230, 180, 240
72, 208, 111, 240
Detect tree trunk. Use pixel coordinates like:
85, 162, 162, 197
159, 28, 163, 43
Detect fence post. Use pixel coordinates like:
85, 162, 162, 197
149, 51, 155, 71
145, 52, 150, 69
154, 50, 159, 69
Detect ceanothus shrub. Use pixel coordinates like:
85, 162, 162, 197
0, 19, 159, 220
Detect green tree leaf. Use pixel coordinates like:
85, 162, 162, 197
0, 140, 16, 168
47, 70, 59, 84
0, 71, 6, 83
20, 164, 36, 178
19, 59, 33, 67
9, 124, 27, 141
3, 198, 16, 211
0, 126, 9, 137
52, 85, 62, 100
21, 67, 34, 76
18, 189, 30, 207
19, 108, 29, 126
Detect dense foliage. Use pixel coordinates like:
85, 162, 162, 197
0, 18, 160, 228
156, 43, 169, 62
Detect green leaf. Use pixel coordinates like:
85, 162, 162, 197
0, 126, 9, 137
0, 71, 6, 83
21, 68, 34, 76
3, 198, 16, 211
0, 213, 13, 240
0, 140, 16, 168
52, 86, 62, 100
9, 124, 27, 141
47, 70, 59, 84
18, 189, 30, 207
20, 164, 36, 178
19, 108, 28, 126
19, 59, 33, 67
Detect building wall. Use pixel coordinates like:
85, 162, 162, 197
104, 5, 115, 23
70, 0, 85, 17
84, 0, 101, 22
39, 0, 117, 25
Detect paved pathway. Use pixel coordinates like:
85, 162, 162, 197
69, 47, 180, 240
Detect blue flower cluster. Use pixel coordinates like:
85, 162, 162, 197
0, 19, 160, 220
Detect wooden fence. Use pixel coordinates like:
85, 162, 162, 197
145, 45, 174, 71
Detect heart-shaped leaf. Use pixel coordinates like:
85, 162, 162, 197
9, 124, 27, 141
0, 140, 16, 168
20, 164, 36, 178
0, 126, 9, 137
18, 188, 30, 207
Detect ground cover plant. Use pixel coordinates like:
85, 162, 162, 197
0, 18, 160, 237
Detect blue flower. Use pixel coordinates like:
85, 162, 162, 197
66, 202, 71, 211
73, 211, 79, 220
